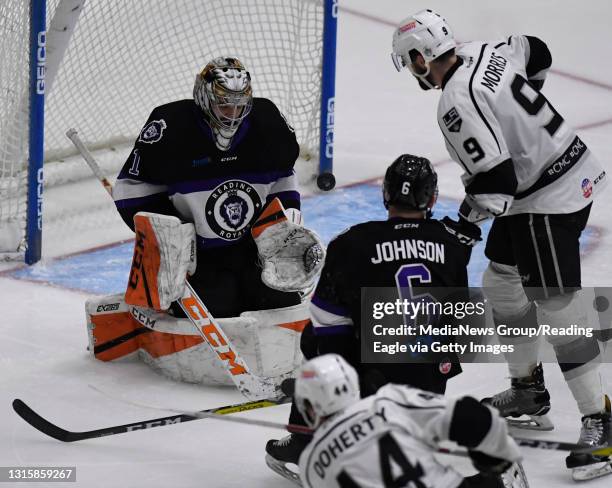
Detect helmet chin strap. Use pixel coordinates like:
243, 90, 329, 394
408, 62, 439, 90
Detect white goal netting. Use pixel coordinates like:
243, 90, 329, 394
1, 0, 325, 258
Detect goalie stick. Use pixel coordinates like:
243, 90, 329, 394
66, 129, 287, 401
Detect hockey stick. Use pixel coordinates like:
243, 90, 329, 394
12, 396, 290, 443
66, 129, 285, 401
66, 128, 113, 196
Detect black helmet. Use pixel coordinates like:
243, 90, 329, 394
383, 154, 438, 210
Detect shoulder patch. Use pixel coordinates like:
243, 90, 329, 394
139, 119, 167, 144
442, 107, 462, 133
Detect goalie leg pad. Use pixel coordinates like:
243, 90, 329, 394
88, 296, 308, 385
125, 212, 196, 311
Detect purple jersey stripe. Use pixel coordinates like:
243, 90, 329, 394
311, 294, 350, 317
312, 324, 353, 336
114, 192, 168, 209
267, 190, 301, 204
168, 170, 295, 195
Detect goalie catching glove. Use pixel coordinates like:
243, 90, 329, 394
125, 212, 196, 311
252, 198, 325, 293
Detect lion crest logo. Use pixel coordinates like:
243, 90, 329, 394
220, 194, 248, 229
138, 119, 167, 144
206, 180, 262, 241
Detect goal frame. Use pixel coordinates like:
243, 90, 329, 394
19, 0, 337, 264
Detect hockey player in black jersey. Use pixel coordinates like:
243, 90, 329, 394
392, 10, 611, 481
112, 57, 317, 318
266, 154, 480, 476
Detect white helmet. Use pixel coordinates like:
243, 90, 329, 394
294, 354, 360, 428
194, 57, 253, 150
391, 9, 456, 87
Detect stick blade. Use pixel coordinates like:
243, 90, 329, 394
12, 399, 75, 442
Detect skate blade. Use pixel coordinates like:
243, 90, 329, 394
265, 454, 302, 486
572, 461, 612, 481
507, 414, 554, 431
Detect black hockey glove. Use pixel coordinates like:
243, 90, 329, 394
468, 450, 513, 476
441, 216, 482, 247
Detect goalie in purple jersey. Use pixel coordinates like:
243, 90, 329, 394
112, 56, 323, 318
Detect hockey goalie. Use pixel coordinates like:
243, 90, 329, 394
85, 56, 325, 394
87, 201, 324, 390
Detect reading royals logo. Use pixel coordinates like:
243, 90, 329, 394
206, 180, 262, 240
139, 119, 167, 144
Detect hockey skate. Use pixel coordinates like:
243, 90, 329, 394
265, 433, 310, 486
482, 364, 553, 431
566, 394, 612, 481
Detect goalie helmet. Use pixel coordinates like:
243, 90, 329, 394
383, 154, 438, 211
294, 354, 360, 428
391, 9, 456, 88
193, 57, 253, 149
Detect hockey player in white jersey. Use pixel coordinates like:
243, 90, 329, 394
292, 354, 523, 488
391, 9, 610, 481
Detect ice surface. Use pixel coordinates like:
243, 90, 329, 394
1, 1, 612, 487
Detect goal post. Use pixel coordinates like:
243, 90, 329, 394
0, 0, 338, 264
25, 0, 46, 264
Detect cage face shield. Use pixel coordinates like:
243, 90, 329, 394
194, 57, 253, 131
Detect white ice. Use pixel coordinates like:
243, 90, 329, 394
1, 1, 612, 487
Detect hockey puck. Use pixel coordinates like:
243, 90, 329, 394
316, 172, 336, 191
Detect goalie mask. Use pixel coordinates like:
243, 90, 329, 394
294, 354, 360, 429
194, 57, 253, 151
391, 9, 456, 89
383, 154, 438, 212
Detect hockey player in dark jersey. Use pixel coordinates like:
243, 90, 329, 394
391, 10, 610, 480
266, 154, 481, 477
112, 57, 315, 318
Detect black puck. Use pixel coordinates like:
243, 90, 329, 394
316, 172, 336, 191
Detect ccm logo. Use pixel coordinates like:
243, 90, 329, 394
181, 294, 247, 375
126, 418, 182, 431
36, 31, 46, 95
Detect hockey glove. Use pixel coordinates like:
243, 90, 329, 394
468, 450, 513, 476
441, 216, 482, 247
252, 198, 325, 293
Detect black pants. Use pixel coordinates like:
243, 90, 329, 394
485, 204, 591, 300
176, 238, 301, 318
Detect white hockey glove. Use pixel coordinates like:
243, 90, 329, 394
459, 193, 512, 224
125, 212, 197, 311
252, 198, 325, 293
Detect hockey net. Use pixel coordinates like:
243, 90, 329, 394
0, 0, 326, 259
